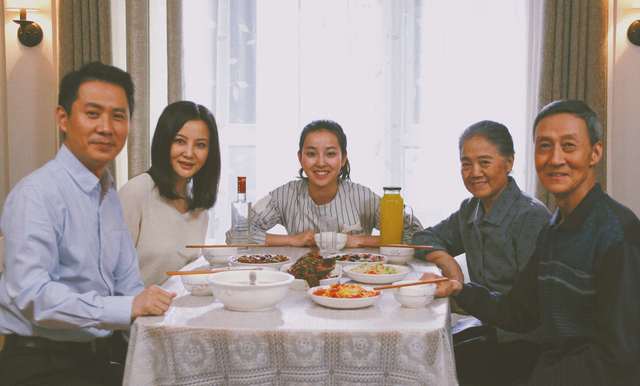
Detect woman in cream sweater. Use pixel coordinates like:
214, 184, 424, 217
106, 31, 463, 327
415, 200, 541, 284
119, 101, 220, 286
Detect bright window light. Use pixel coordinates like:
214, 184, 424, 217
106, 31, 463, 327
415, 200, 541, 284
179, 0, 532, 243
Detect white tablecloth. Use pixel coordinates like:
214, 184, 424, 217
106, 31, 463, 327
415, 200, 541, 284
123, 248, 458, 386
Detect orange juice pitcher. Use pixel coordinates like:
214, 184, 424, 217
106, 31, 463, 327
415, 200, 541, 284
380, 187, 404, 244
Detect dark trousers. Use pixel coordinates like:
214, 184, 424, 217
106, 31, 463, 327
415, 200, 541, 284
0, 333, 128, 386
455, 339, 541, 386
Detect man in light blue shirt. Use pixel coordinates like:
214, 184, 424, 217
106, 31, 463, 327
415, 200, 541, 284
0, 62, 176, 386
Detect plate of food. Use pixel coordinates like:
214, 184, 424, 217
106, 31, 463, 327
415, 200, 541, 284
281, 251, 341, 290
328, 252, 386, 266
343, 262, 411, 284
308, 283, 381, 309
230, 254, 290, 270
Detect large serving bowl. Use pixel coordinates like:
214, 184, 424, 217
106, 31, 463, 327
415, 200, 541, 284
308, 284, 381, 309
207, 270, 294, 311
379, 246, 414, 265
230, 253, 291, 270
343, 263, 411, 284
202, 246, 238, 265
392, 280, 436, 308
180, 266, 215, 296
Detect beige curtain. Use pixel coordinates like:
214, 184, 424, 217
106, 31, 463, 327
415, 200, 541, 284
125, 0, 183, 178
167, 0, 183, 103
126, 0, 150, 178
58, 0, 112, 77
537, 0, 608, 206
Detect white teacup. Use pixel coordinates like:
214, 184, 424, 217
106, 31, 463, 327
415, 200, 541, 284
202, 247, 238, 265
314, 232, 347, 252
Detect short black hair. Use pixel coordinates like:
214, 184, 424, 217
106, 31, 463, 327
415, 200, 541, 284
533, 100, 602, 145
297, 119, 351, 180
458, 120, 515, 158
58, 61, 135, 116
147, 101, 221, 210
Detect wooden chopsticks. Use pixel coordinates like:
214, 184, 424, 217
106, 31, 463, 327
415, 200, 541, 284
355, 243, 434, 250
373, 277, 448, 290
185, 244, 269, 249
166, 267, 263, 276
186, 243, 434, 250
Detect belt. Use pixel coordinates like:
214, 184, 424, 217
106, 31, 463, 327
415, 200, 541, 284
5, 334, 115, 357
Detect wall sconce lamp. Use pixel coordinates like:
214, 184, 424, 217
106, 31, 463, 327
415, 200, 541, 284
6, 7, 43, 47
629, 2, 640, 46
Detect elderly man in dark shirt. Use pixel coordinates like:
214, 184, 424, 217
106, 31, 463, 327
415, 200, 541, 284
431, 100, 640, 386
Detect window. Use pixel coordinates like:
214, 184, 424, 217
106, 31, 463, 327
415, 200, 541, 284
180, 0, 532, 243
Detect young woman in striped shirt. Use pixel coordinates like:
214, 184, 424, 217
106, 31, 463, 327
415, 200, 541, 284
247, 120, 422, 247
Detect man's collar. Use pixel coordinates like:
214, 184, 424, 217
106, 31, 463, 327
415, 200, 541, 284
467, 176, 521, 225
56, 145, 106, 194
550, 184, 604, 230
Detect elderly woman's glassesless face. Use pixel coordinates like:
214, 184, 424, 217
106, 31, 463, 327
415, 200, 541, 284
460, 135, 513, 206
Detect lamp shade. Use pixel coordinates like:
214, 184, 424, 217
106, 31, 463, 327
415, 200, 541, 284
4, 0, 46, 10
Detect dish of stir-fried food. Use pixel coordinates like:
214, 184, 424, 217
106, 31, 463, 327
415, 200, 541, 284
312, 283, 379, 298
286, 251, 336, 287
235, 254, 289, 264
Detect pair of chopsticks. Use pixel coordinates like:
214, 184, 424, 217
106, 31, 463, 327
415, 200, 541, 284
166, 267, 263, 276
186, 243, 434, 250
373, 277, 448, 291
185, 244, 268, 249
355, 243, 434, 250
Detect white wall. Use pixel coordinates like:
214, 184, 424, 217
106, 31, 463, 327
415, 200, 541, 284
609, 0, 640, 215
1, 0, 57, 219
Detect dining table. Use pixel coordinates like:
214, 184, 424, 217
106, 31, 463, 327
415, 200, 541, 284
123, 247, 458, 386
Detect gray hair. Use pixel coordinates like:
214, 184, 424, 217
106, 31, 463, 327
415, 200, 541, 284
533, 100, 603, 145
458, 120, 515, 158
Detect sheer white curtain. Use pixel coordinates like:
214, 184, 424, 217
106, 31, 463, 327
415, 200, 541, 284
0, 0, 9, 218
180, 0, 536, 243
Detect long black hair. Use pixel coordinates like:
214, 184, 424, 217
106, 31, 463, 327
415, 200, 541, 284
297, 119, 351, 180
147, 101, 221, 210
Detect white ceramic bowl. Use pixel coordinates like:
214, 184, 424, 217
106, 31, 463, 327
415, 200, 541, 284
281, 263, 341, 290
180, 266, 216, 296
343, 263, 411, 284
314, 232, 348, 251
230, 254, 291, 270
392, 280, 436, 308
202, 247, 238, 265
328, 252, 387, 266
207, 270, 294, 311
308, 285, 381, 309
379, 246, 414, 265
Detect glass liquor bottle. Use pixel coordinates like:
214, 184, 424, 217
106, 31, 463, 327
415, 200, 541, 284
230, 176, 251, 244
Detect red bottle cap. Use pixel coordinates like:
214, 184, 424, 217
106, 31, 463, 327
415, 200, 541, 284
237, 176, 247, 194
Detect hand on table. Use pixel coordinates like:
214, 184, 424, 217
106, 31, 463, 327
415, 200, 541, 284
420, 272, 463, 298
131, 285, 176, 319
289, 230, 316, 247
424, 250, 465, 283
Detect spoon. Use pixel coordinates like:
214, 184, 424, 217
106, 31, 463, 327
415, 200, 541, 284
249, 271, 257, 286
